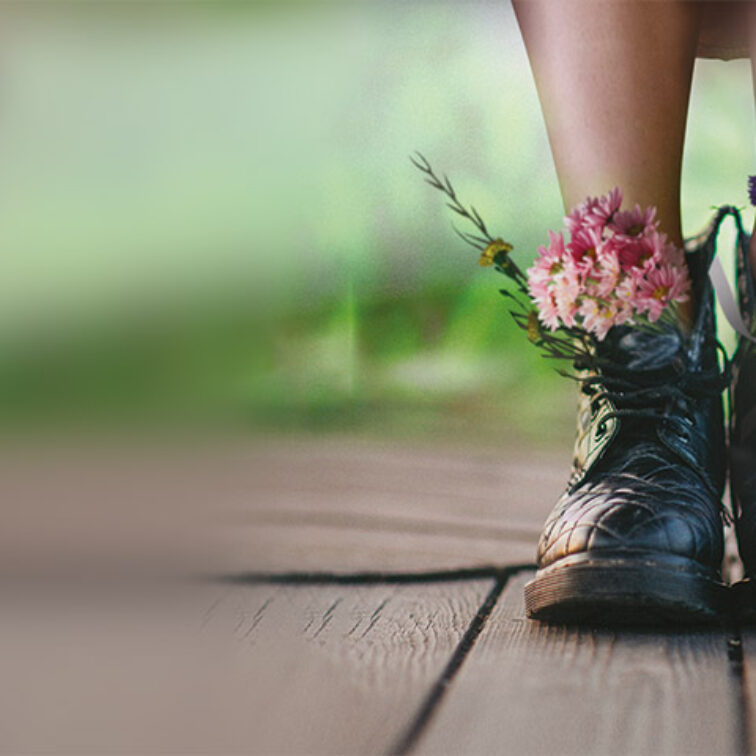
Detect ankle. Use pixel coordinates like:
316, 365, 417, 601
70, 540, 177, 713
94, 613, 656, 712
677, 299, 694, 332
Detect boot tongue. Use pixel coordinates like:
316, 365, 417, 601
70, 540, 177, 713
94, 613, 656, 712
598, 325, 683, 373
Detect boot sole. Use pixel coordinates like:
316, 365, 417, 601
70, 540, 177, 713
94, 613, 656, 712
524, 554, 728, 626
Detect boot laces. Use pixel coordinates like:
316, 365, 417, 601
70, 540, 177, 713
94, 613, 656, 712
577, 344, 731, 519
578, 342, 730, 439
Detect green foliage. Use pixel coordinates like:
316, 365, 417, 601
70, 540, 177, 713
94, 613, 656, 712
0, 5, 752, 447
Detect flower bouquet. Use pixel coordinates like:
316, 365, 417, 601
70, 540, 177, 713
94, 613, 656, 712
412, 153, 691, 369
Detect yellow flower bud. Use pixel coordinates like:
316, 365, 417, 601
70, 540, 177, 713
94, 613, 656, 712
478, 238, 513, 267
527, 310, 541, 343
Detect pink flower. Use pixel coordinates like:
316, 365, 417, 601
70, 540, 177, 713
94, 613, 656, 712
590, 246, 621, 298
609, 203, 658, 239
545, 229, 567, 261
567, 226, 603, 272
637, 264, 691, 322
615, 273, 638, 304
527, 231, 568, 294
616, 237, 654, 270
525, 187, 689, 340
536, 290, 561, 331
564, 196, 601, 235
578, 297, 617, 341
658, 236, 686, 269
618, 229, 676, 273
551, 264, 582, 328
585, 186, 623, 228
527, 265, 550, 303
531, 231, 566, 274
614, 298, 635, 327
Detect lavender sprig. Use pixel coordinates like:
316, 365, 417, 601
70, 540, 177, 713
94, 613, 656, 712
412, 152, 597, 367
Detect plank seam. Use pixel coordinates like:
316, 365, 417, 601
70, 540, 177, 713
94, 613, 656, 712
389, 568, 520, 755
728, 621, 752, 756
207, 564, 535, 585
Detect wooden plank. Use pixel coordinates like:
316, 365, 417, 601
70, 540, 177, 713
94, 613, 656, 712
215, 440, 564, 573
0, 440, 560, 577
0, 579, 493, 754
219, 518, 539, 575
202, 579, 494, 754
735, 627, 756, 754
1, 440, 561, 576
415, 572, 738, 756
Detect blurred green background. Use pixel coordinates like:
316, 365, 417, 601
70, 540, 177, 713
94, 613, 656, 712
0, 2, 754, 447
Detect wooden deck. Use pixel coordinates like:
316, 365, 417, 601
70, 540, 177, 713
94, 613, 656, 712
2, 438, 752, 754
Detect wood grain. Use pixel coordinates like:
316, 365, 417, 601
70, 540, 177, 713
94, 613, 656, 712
735, 626, 756, 754
0, 439, 559, 577
415, 573, 738, 756
202, 579, 494, 755
0, 579, 492, 754
215, 440, 563, 573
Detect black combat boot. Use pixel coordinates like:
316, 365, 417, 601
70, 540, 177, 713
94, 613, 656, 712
524, 208, 733, 624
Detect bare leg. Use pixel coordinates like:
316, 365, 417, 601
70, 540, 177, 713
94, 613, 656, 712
513, 0, 701, 320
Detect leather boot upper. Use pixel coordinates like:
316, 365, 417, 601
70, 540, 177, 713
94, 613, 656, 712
537, 210, 731, 575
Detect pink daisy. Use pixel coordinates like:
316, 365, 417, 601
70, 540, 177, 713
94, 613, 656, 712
578, 297, 617, 341
585, 186, 623, 228
616, 235, 661, 272
535, 290, 561, 331
526, 187, 690, 338
614, 298, 635, 327
564, 196, 601, 235
568, 225, 603, 275
527, 232, 568, 295
590, 246, 621, 298
658, 236, 687, 269
637, 264, 691, 322
615, 273, 638, 306
609, 203, 658, 239
551, 264, 582, 328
